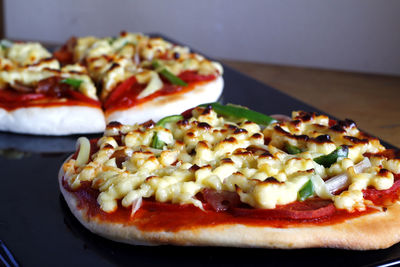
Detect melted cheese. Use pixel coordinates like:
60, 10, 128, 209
0, 43, 98, 100
6, 42, 51, 66
72, 32, 223, 100
64, 108, 400, 213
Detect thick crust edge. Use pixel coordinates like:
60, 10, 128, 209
0, 105, 106, 135
105, 76, 224, 125
59, 161, 400, 250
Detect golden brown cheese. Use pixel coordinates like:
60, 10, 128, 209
0, 42, 97, 99
6, 42, 52, 66
63, 108, 400, 213
71, 32, 223, 100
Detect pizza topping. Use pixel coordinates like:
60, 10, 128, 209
151, 115, 184, 149
270, 114, 292, 122
202, 188, 241, 212
0, 89, 46, 102
200, 102, 277, 126
62, 32, 221, 101
63, 106, 400, 214
0, 39, 13, 50
285, 143, 302, 154
103, 76, 137, 109
0, 42, 98, 102
75, 137, 91, 167
9, 81, 33, 93
324, 157, 371, 194
130, 196, 143, 217
61, 78, 83, 89
136, 71, 163, 99
0, 34, 222, 116
298, 179, 314, 201
152, 60, 188, 86
363, 175, 400, 205
232, 199, 336, 220
5, 42, 52, 66
313, 146, 349, 168
310, 174, 333, 199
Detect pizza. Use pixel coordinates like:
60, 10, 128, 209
59, 103, 400, 250
0, 40, 105, 135
54, 32, 224, 125
0, 32, 223, 135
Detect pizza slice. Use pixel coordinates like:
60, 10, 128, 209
55, 32, 224, 125
59, 103, 400, 249
0, 40, 105, 135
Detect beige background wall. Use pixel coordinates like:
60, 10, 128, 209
4, 0, 400, 75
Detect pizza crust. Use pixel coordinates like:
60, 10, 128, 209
0, 106, 106, 135
59, 165, 400, 250
105, 76, 224, 125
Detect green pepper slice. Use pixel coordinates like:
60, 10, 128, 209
285, 143, 302, 154
313, 146, 349, 168
199, 102, 277, 126
151, 115, 183, 149
151, 134, 164, 150
298, 179, 314, 201
108, 37, 117, 44
156, 115, 184, 127
61, 78, 83, 89
152, 61, 188, 86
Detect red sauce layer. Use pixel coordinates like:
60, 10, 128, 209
104, 71, 216, 113
363, 175, 400, 205
0, 77, 101, 111
63, 132, 400, 232
62, 175, 400, 232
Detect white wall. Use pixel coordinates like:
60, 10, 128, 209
4, 0, 400, 75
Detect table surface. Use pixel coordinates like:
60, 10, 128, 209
221, 60, 400, 148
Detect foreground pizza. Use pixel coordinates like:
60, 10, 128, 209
59, 104, 400, 249
0, 33, 223, 135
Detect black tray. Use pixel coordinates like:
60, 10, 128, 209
1, 36, 399, 267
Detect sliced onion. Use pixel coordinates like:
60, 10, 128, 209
137, 71, 163, 99
325, 157, 371, 194
311, 175, 333, 199
134, 51, 140, 65
269, 114, 291, 122
75, 137, 90, 167
130, 197, 143, 217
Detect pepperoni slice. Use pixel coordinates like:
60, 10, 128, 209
64, 89, 101, 107
363, 177, 400, 205
53, 37, 76, 65
103, 76, 138, 109
202, 188, 241, 212
0, 88, 46, 102
232, 199, 336, 220
178, 70, 215, 83
181, 107, 195, 119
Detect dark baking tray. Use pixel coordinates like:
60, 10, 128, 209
1, 36, 399, 267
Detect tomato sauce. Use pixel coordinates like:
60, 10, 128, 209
62, 124, 400, 233
63, 176, 399, 232
104, 71, 216, 113
0, 83, 101, 111
363, 174, 400, 205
